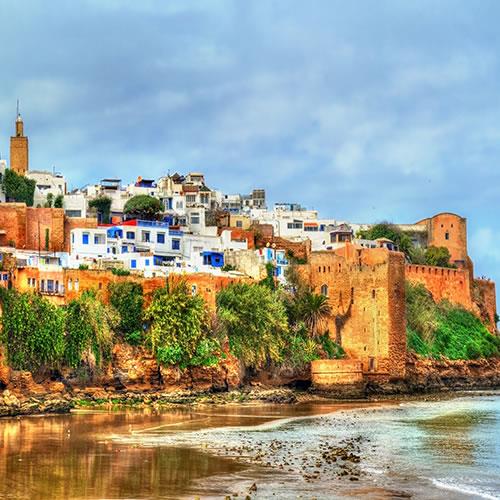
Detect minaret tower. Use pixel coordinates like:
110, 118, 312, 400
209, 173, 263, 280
10, 100, 29, 176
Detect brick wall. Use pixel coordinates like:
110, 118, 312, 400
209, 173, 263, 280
406, 264, 472, 309
300, 246, 407, 380
26, 208, 65, 252
0, 203, 27, 248
473, 279, 497, 333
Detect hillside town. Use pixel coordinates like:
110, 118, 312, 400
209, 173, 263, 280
0, 110, 497, 386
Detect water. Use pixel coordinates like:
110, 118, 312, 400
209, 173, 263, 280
0, 393, 498, 499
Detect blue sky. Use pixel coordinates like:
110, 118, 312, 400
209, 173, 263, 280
0, 0, 499, 288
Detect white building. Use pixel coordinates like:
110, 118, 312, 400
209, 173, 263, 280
26, 170, 66, 207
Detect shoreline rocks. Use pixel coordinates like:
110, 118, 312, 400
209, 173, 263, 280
0, 354, 499, 418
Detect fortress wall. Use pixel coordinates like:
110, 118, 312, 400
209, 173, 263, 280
301, 247, 406, 379
405, 264, 472, 309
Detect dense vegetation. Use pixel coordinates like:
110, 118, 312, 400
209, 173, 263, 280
406, 281, 500, 359
109, 282, 143, 345
2, 169, 36, 206
124, 195, 162, 220
145, 279, 221, 368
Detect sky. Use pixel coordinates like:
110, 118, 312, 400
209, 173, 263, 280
0, 0, 499, 288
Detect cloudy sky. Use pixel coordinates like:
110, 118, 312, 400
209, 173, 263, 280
0, 1, 499, 287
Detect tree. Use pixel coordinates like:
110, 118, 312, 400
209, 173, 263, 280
0, 290, 65, 371
65, 290, 119, 370
296, 291, 332, 337
88, 196, 112, 224
44, 193, 54, 208
2, 169, 36, 206
424, 246, 453, 268
216, 282, 289, 368
124, 195, 162, 221
54, 194, 64, 208
357, 222, 413, 258
144, 279, 219, 367
108, 281, 144, 345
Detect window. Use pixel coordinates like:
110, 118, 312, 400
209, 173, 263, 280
71, 233, 75, 244
287, 220, 303, 229
445, 232, 449, 240
94, 234, 105, 245
157, 232, 165, 244
372, 289, 376, 299
82, 233, 89, 245
176, 201, 183, 209
186, 194, 196, 204
320, 284, 329, 297
191, 213, 200, 224
121, 245, 128, 253
47, 280, 54, 292
172, 239, 180, 250
131, 259, 137, 269
191, 284, 197, 296
142, 231, 150, 243
68, 279, 72, 291
74, 279, 79, 291
55, 281, 59, 293
236, 220, 243, 228
126, 231, 135, 240
145, 259, 150, 267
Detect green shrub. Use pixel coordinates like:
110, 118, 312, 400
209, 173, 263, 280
108, 281, 144, 345
78, 264, 89, 270
145, 279, 219, 368
65, 290, 119, 369
216, 282, 289, 368
111, 268, 131, 276
0, 290, 65, 371
406, 281, 499, 360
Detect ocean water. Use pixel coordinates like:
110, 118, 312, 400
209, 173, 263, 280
0, 393, 498, 499
115, 392, 500, 499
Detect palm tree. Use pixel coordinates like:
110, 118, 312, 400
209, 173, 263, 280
299, 291, 332, 337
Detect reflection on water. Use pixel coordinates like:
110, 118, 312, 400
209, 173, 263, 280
0, 396, 498, 499
411, 410, 496, 466
0, 410, 249, 499
0, 402, 358, 500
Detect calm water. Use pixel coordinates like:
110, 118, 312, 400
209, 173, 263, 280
0, 393, 498, 499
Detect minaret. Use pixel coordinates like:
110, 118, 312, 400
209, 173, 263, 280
10, 100, 29, 176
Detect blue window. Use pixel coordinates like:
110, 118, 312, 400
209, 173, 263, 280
126, 231, 135, 240
145, 259, 150, 267
82, 233, 89, 245
131, 259, 137, 269
121, 246, 128, 253
157, 233, 165, 244
172, 239, 180, 250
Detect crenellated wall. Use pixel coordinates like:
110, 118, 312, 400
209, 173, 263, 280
405, 264, 472, 309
